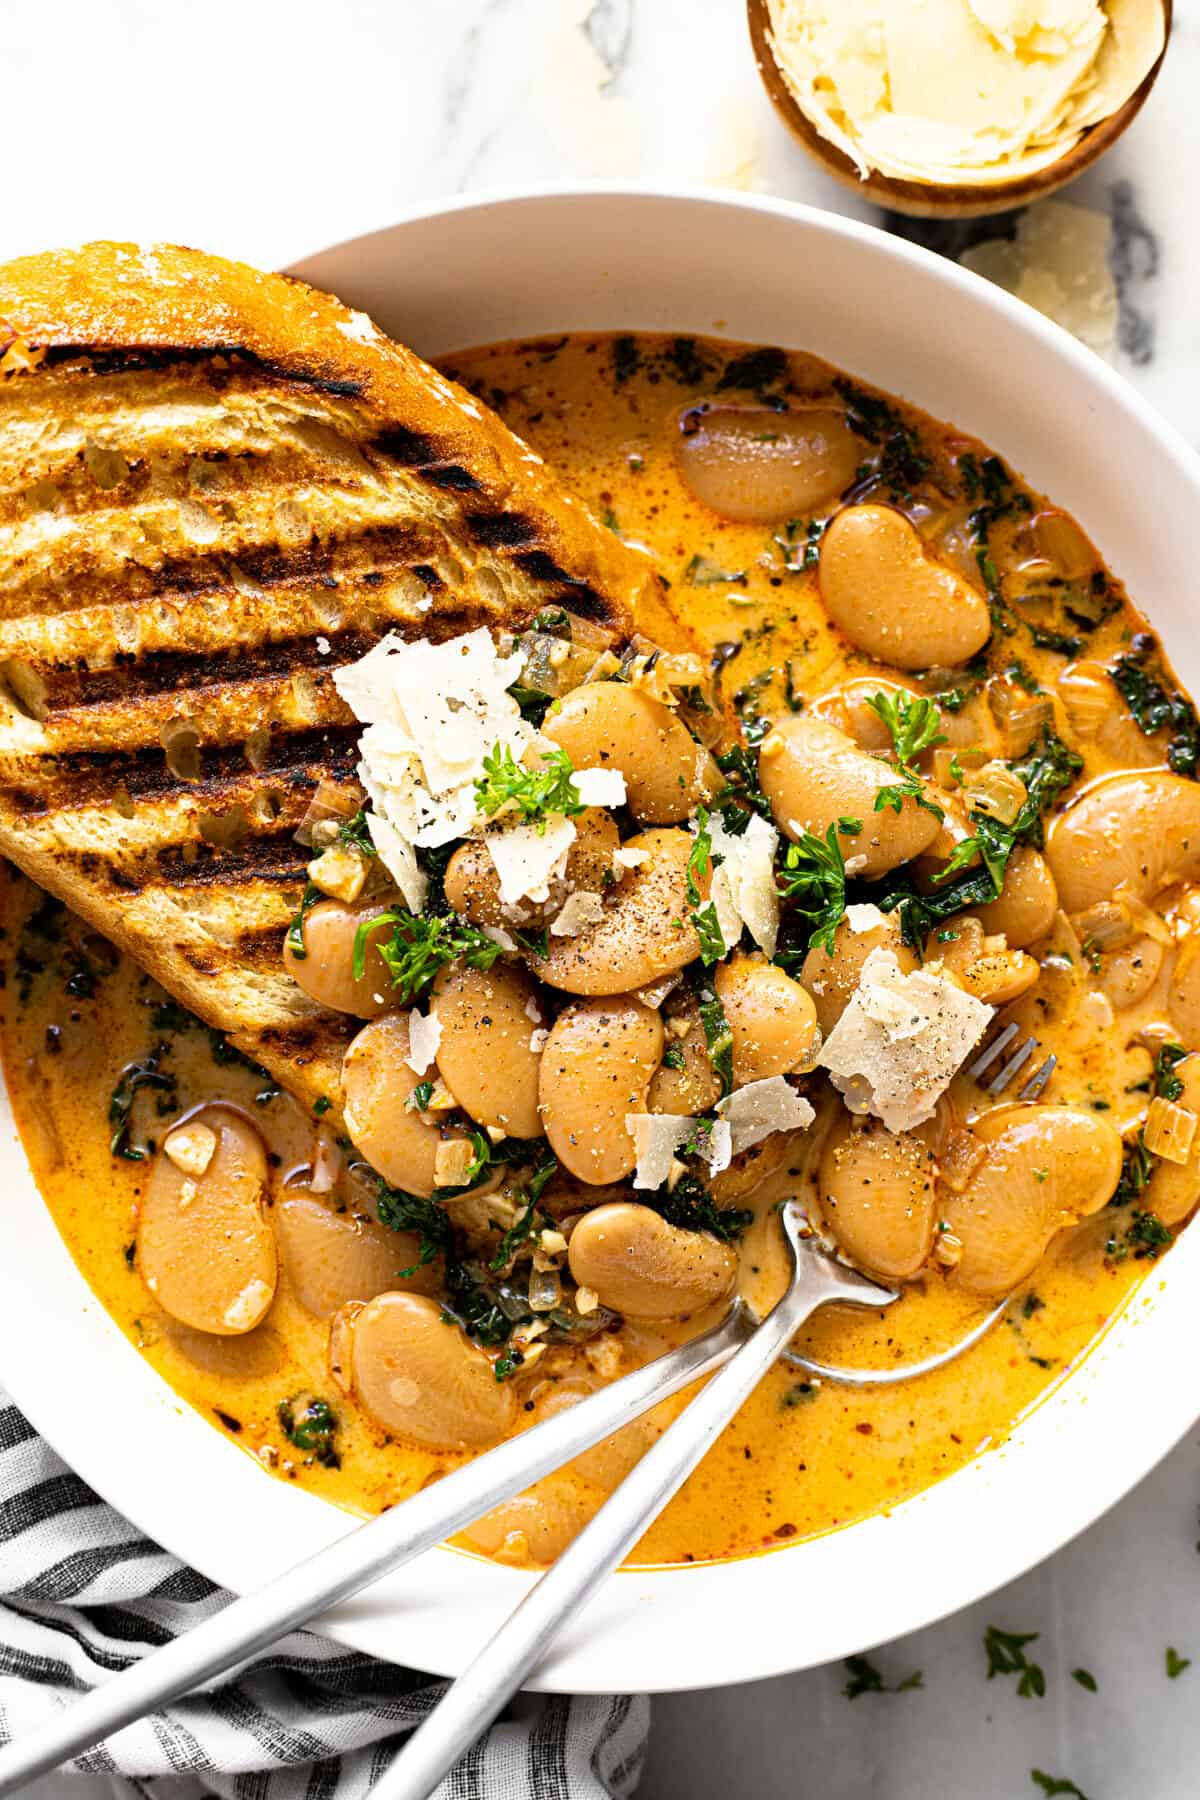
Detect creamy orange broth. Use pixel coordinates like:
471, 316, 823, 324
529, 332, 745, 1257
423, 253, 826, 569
0, 330, 1191, 1567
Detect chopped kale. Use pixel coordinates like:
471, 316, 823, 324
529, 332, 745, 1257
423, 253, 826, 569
1106, 1209, 1173, 1263
285, 880, 322, 961
612, 336, 642, 385
666, 336, 716, 386
1112, 647, 1200, 777
108, 1051, 176, 1161
648, 1173, 751, 1243
277, 1395, 340, 1469
717, 346, 789, 397
1154, 1042, 1188, 1102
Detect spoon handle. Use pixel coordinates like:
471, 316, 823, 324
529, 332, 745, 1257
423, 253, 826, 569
372, 1244, 840, 1800
0, 1308, 747, 1796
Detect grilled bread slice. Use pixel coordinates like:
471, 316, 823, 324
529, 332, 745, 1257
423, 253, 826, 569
0, 242, 676, 1108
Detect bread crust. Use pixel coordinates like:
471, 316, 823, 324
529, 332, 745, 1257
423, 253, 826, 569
0, 242, 683, 1113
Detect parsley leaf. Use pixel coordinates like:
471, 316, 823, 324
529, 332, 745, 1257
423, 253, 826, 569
1071, 1668, 1097, 1693
1167, 1647, 1191, 1679
1154, 1042, 1187, 1101
693, 977, 734, 1098
776, 821, 856, 956
474, 743, 583, 831
842, 1654, 924, 1699
355, 908, 503, 1003
691, 902, 727, 966
865, 690, 945, 822
687, 806, 715, 907
984, 1625, 1046, 1699
1032, 1772, 1089, 1799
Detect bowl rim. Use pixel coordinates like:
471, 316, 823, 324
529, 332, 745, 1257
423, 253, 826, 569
746, 0, 1173, 219
4, 184, 1200, 1695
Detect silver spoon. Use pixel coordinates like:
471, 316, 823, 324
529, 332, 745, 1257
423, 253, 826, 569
0, 1214, 1003, 1794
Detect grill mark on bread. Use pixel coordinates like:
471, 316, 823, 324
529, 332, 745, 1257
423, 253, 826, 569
6, 722, 360, 810
153, 829, 308, 888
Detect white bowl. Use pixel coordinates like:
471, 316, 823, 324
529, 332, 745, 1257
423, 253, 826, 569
4, 189, 1200, 1695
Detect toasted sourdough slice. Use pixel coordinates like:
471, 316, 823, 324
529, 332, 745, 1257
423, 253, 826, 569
0, 242, 680, 1110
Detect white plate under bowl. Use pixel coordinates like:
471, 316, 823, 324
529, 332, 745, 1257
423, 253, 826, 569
3, 189, 1200, 1695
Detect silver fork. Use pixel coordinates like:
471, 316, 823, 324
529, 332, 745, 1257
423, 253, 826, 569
968, 1017, 1056, 1098
0, 1214, 1006, 1794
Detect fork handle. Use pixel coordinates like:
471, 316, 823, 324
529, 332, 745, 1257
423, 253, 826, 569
372, 1252, 837, 1800
0, 1307, 748, 1796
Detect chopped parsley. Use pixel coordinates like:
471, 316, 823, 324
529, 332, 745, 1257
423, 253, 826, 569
285, 880, 322, 961
354, 908, 503, 1003
1032, 1773, 1088, 1800
691, 902, 727, 967
336, 809, 377, 858
776, 820, 858, 956
864, 690, 946, 821
841, 1654, 924, 1699
713, 743, 771, 833
661, 1044, 687, 1071
1167, 1647, 1191, 1679
694, 980, 734, 1098
474, 743, 583, 830
1071, 1668, 1097, 1693
488, 1153, 558, 1271
1154, 1042, 1188, 1101
984, 1625, 1046, 1699
405, 1080, 434, 1113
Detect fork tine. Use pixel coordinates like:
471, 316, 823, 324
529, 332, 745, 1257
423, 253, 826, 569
968, 1019, 1020, 1080
986, 1033, 1036, 1094
1019, 1052, 1056, 1100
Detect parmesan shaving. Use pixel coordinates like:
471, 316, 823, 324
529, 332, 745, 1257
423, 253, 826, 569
764, 0, 1164, 188
818, 948, 993, 1132
706, 812, 781, 958
961, 200, 1118, 359
574, 767, 628, 809
405, 1009, 442, 1075
844, 902, 889, 934
484, 815, 577, 908
550, 890, 606, 937
715, 1078, 816, 1154
626, 1114, 734, 1189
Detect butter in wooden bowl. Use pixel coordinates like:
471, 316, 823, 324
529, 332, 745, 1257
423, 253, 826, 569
750, 0, 1169, 216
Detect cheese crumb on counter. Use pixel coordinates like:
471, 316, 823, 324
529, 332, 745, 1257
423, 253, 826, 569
818, 947, 993, 1132
961, 200, 1118, 358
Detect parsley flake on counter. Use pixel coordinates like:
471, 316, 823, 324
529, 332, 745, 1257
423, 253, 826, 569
841, 1653, 924, 1699
984, 1625, 1046, 1698
1071, 1667, 1098, 1692
1166, 1647, 1191, 1679
1032, 1772, 1089, 1800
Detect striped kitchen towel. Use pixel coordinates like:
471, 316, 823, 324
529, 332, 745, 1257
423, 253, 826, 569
0, 1395, 649, 1797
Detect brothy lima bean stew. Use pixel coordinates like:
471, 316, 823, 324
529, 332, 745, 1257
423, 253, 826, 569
4, 330, 1200, 1568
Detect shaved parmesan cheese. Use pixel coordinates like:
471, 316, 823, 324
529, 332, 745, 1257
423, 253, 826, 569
405, 1009, 442, 1075
706, 812, 781, 958
613, 844, 649, 876
529, 1028, 549, 1053
366, 811, 427, 913
845, 902, 888, 934
550, 890, 606, 937
715, 1078, 816, 1154
818, 948, 993, 1133
625, 1114, 733, 1189
961, 200, 1118, 358
574, 767, 627, 809
765, 0, 1162, 188
485, 815, 577, 908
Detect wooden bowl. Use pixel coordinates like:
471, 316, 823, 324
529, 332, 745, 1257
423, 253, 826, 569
748, 0, 1172, 219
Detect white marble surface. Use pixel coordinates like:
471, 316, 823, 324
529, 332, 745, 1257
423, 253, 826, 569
1, 2, 1199, 1796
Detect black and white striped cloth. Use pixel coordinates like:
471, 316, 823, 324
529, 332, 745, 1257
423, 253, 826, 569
0, 1394, 649, 1797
